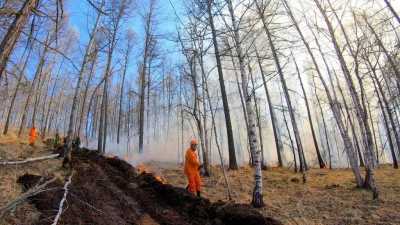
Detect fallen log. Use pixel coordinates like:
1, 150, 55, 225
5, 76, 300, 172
51, 172, 74, 225
0, 177, 57, 220
0, 154, 59, 165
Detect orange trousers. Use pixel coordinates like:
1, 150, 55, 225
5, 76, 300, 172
187, 172, 201, 193
29, 136, 36, 145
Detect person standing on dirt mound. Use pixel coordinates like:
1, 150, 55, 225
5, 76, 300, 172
29, 126, 38, 146
184, 139, 202, 197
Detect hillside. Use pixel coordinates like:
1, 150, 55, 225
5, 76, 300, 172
0, 136, 280, 225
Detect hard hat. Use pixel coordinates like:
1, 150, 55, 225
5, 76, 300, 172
190, 139, 198, 145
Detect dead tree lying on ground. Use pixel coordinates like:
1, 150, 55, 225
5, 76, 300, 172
0, 177, 57, 220
0, 154, 59, 166
51, 172, 74, 225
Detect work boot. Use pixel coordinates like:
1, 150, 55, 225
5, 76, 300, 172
197, 191, 201, 197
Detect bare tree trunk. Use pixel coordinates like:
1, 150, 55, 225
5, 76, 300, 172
314, 0, 370, 191
146, 57, 152, 143
203, 63, 232, 200
366, 58, 399, 168
306, 10, 363, 182
248, 64, 266, 169
299, 4, 360, 170
228, 49, 252, 165
41, 61, 62, 138
18, 36, 50, 136
139, 1, 155, 153
67, 9, 102, 160
366, 101, 380, 164
199, 53, 210, 175
371, 77, 398, 168
370, 65, 400, 159
117, 39, 132, 144
229, 49, 250, 151
3, 42, 33, 135
281, 101, 297, 172
312, 71, 364, 186
384, 0, 400, 25
77, 50, 97, 137
42, 64, 62, 138
328, 2, 378, 173
206, 0, 238, 170
225, 0, 263, 206
0, 0, 38, 79
255, 48, 283, 167
292, 54, 325, 168
312, 79, 332, 169
256, 1, 306, 172
31, 62, 48, 129
334, 72, 365, 167
189, 53, 209, 176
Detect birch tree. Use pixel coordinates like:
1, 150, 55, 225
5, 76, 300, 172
225, 0, 263, 206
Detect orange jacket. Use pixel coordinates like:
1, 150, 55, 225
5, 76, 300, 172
29, 128, 37, 138
184, 148, 200, 176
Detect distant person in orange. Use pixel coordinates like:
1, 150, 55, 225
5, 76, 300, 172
184, 139, 202, 197
29, 126, 37, 146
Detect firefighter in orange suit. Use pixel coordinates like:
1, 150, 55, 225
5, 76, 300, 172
29, 127, 37, 146
184, 139, 202, 197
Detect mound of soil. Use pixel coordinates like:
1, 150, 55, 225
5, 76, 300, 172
18, 149, 281, 225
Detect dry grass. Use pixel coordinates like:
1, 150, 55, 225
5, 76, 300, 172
0, 133, 64, 225
147, 162, 400, 225
1, 131, 399, 225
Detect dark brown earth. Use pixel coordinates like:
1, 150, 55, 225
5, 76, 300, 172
18, 149, 281, 225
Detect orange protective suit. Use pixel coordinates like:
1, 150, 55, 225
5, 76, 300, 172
184, 148, 201, 194
29, 127, 37, 145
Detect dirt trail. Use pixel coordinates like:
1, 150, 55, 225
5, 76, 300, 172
19, 149, 281, 225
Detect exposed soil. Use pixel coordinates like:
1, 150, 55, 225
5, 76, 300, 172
18, 149, 281, 225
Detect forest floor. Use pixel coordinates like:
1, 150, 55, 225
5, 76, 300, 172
0, 135, 279, 225
1, 134, 399, 225
145, 162, 400, 225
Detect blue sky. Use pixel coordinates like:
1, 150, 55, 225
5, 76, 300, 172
63, 0, 185, 85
